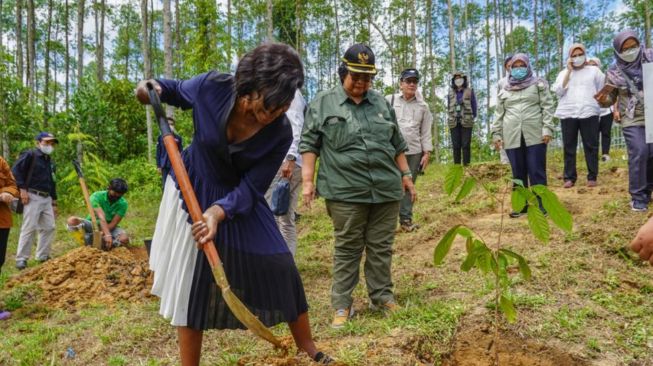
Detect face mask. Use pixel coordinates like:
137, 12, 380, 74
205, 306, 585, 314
40, 144, 54, 155
619, 47, 641, 63
454, 78, 464, 87
511, 67, 528, 80
572, 55, 586, 67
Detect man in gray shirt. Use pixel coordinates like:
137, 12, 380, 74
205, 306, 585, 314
387, 68, 433, 232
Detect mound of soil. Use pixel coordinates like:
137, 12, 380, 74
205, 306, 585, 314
4, 246, 153, 309
441, 317, 589, 366
466, 162, 511, 182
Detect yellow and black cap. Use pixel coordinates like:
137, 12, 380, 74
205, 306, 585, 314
342, 44, 377, 75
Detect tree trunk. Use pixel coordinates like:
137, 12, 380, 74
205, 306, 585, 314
96, 0, 105, 81
295, 0, 302, 55
16, 0, 24, 85
533, 0, 538, 75
0, 0, 7, 158
427, 0, 439, 163
44, 0, 54, 125
65, 0, 70, 109
76, 0, 85, 163
646, 0, 651, 48
77, 0, 85, 84
26, 0, 35, 100
175, 0, 180, 74
141, 0, 153, 163
227, 0, 232, 60
266, 0, 273, 40
334, 0, 340, 76
485, 0, 491, 138
493, 0, 501, 81
410, 0, 416, 68
556, 0, 563, 71
163, 0, 173, 119
447, 0, 456, 72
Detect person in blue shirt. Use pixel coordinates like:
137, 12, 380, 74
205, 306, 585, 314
156, 120, 183, 189
135, 43, 333, 365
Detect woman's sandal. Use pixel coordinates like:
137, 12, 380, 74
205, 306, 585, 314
313, 351, 335, 364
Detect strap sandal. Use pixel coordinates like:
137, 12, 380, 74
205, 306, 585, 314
313, 351, 335, 364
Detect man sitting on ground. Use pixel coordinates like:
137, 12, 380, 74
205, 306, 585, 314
67, 178, 129, 249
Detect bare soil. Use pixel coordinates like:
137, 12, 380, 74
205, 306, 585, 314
4, 246, 153, 310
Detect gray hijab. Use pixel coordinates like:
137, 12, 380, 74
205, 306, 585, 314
504, 53, 541, 91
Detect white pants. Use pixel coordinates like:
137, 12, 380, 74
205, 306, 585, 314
264, 164, 302, 255
16, 192, 55, 261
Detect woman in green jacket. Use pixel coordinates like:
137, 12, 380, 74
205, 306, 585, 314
491, 53, 555, 218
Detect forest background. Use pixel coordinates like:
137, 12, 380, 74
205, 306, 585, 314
0, 0, 649, 202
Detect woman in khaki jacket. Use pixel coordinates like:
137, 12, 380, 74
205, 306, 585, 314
491, 53, 555, 218
0, 156, 19, 274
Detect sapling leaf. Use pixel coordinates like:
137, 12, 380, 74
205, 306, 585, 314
511, 189, 527, 212
515, 186, 534, 200
499, 248, 532, 280
500, 294, 518, 323
465, 236, 474, 253
461, 240, 478, 271
434, 225, 461, 265
527, 204, 550, 243
477, 247, 494, 274
457, 226, 473, 239
455, 177, 476, 202
512, 179, 525, 187
444, 164, 464, 195
532, 185, 573, 233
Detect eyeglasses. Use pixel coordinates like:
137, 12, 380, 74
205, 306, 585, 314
349, 73, 374, 83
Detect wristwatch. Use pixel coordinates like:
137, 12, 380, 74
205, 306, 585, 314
286, 154, 297, 162
401, 171, 413, 179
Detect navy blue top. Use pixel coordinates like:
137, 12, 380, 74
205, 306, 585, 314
156, 133, 183, 170
12, 149, 57, 200
157, 72, 293, 255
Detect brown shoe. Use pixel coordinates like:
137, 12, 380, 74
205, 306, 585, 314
587, 180, 597, 187
563, 181, 575, 188
331, 307, 354, 328
369, 301, 400, 314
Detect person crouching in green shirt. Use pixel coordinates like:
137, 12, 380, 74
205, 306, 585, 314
300, 44, 417, 329
67, 178, 129, 249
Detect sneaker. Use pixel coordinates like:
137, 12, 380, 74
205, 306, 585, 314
563, 181, 575, 189
15, 260, 27, 270
313, 351, 335, 365
369, 301, 400, 314
37, 256, 50, 263
331, 307, 354, 329
587, 180, 597, 188
631, 201, 648, 212
509, 205, 528, 218
602, 154, 610, 162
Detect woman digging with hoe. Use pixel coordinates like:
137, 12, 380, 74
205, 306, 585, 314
136, 43, 334, 365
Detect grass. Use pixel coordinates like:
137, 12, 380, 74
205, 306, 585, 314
2, 154, 653, 364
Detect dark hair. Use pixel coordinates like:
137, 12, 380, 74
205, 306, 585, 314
337, 62, 348, 84
109, 178, 128, 194
235, 43, 304, 110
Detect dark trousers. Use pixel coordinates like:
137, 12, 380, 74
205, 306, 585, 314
399, 154, 422, 222
599, 113, 614, 155
561, 116, 600, 182
623, 126, 653, 204
450, 125, 472, 165
0, 228, 9, 273
505, 136, 547, 188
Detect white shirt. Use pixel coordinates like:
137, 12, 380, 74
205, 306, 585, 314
552, 66, 605, 119
284, 90, 306, 166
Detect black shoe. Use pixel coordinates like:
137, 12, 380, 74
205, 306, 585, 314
37, 256, 50, 263
313, 352, 335, 364
509, 206, 528, 218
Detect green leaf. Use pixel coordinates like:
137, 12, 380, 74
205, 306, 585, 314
455, 177, 476, 202
512, 179, 525, 187
477, 248, 494, 274
499, 249, 532, 280
444, 164, 464, 195
461, 241, 478, 272
527, 204, 550, 243
433, 225, 461, 265
465, 236, 474, 253
511, 189, 527, 212
499, 294, 518, 323
456, 226, 473, 239
532, 185, 573, 233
